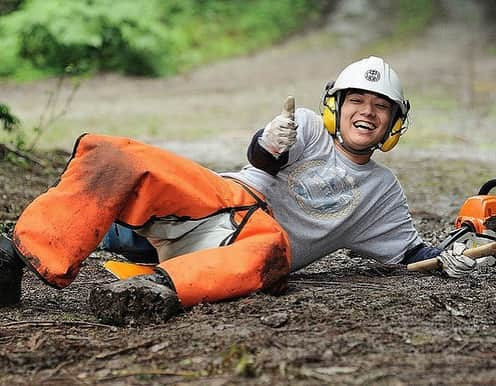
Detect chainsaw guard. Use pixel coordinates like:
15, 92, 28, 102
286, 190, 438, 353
440, 228, 496, 250
442, 178, 496, 250
478, 179, 496, 195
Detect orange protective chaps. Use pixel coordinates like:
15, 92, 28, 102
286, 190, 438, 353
13, 134, 291, 307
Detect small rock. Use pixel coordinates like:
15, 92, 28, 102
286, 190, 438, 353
260, 312, 288, 328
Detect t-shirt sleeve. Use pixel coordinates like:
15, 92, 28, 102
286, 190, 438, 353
346, 172, 423, 264
246, 128, 289, 176
287, 108, 327, 165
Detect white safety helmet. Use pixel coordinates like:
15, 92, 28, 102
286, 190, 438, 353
322, 56, 410, 154
328, 56, 409, 115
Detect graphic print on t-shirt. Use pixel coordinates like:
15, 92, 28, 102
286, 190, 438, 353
288, 159, 359, 219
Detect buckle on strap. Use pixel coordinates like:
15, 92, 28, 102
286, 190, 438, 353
223, 176, 270, 214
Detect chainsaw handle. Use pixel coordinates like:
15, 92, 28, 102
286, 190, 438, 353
478, 179, 496, 195
407, 242, 496, 272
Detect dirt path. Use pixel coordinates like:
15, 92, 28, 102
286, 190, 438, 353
2, 1, 496, 385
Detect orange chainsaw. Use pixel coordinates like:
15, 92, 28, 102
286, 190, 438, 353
407, 179, 496, 272
440, 179, 496, 249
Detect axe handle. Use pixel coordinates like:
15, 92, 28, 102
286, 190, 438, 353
407, 241, 496, 272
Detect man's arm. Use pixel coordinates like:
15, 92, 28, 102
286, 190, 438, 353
247, 129, 289, 176
248, 96, 297, 176
401, 242, 490, 278
101, 223, 158, 264
401, 243, 442, 265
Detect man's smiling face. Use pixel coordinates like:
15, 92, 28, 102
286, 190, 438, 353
339, 90, 393, 151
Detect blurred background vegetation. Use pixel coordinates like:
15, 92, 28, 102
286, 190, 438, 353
0, 0, 328, 80
0, 0, 328, 156
0, 0, 495, 160
0, 0, 434, 150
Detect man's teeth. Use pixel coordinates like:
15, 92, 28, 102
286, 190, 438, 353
354, 121, 375, 130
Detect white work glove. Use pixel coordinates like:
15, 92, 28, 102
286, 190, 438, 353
438, 242, 495, 278
258, 96, 298, 158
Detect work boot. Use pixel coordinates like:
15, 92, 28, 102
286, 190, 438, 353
88, 270, 180, 326
0, 234, 24, 306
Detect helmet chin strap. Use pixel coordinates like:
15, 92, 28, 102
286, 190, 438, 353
335, 130, 377, 155
333, 104, 400, 156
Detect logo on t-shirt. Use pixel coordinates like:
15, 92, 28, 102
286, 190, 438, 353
288, 159, 359, 219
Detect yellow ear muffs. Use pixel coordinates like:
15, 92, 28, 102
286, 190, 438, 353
322, 96, 337, 135
379, 117, 403, 152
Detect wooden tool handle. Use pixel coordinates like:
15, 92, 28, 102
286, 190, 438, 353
463, 241, 496, 258
407, 257, 440, 272
407, 241, 496, 272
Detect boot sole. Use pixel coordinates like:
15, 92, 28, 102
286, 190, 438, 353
88, 276, 179, 325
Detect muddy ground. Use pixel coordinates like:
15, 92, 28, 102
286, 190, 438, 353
1, 149, 496, 386
2, 0, 496, 385
2, 135, 496, 375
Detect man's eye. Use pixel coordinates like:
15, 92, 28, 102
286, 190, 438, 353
376, 103, 389, 109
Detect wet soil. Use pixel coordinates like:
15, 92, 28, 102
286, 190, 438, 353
2, 0, 496, 384
1, 148, 495, 385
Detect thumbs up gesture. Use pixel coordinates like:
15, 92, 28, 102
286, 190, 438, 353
259, 96, 298, 157
281, 95, 295, 120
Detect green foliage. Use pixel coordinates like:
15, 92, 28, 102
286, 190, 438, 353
0, 0, 325, 80
395, 0, 435, 37
0, 0, 23, 16
221, 344, 256, 377
0, 103, 31, 167
0, 103, 21, 132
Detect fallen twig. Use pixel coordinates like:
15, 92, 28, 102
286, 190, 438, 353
289, 279, 389, 290
92, 324, 194, 361
39, 359, 75, 382
1, 320, 115, 329
94, 338, 159, 360
0, 142, 45, 166
99, 368, 200, 382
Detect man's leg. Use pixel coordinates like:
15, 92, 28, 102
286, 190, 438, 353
12, 134, 244, 288
90, 208, 291, 324
0, 234, 24, 305
159, 209, 291, 307
8, 133, 289, 316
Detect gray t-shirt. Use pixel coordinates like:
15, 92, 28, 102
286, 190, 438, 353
226, 108, 422, 271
